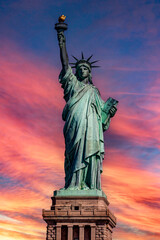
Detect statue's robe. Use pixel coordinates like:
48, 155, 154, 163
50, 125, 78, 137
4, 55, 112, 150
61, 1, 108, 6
59, 67, 117, 189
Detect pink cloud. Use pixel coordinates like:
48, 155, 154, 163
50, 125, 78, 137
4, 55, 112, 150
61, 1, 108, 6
0, 42, 66, 190
102, 159, 160, 235
0, 40, 66, 239
0, 39, 159, 240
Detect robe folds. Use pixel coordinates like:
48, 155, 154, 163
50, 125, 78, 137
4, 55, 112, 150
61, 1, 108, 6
59, 66, 118, 189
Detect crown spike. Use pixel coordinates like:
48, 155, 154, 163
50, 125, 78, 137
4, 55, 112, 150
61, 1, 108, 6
81, 52, 84, 59
87, 54, 93, 61
90, 60, 99, 65
72, 55, 79, 61
70, 53, 100, 69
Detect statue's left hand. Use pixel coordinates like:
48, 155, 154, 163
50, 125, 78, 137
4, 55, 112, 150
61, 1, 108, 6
109, 106, 117, 118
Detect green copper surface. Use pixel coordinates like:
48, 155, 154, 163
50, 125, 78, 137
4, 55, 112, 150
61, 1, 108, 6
55, 20, 118, 194
59, 67, 118, 191
54, 189, 107, 198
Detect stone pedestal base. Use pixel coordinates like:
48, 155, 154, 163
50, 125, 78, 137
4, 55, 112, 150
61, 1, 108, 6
42, 193, 116, 240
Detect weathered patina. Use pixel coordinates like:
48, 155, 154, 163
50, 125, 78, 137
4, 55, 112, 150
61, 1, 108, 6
55, 17, 118, 191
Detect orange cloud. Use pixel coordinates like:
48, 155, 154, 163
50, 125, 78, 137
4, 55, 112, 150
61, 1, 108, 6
0, 41, 66, 239
0, 40, 159, 240
102, 161, 160, 235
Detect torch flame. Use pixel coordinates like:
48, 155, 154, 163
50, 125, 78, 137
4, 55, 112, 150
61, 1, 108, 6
58, 15, 66, 23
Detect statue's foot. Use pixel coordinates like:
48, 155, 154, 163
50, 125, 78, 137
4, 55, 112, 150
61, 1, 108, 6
66, 186, 80, 190
82, 186, 89, 190
81, 182, 89, 190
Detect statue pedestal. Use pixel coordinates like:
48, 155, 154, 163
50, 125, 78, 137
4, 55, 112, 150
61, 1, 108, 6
42, 192, 116, 240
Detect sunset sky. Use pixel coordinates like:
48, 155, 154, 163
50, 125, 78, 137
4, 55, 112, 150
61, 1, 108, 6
0, 0, 160, 239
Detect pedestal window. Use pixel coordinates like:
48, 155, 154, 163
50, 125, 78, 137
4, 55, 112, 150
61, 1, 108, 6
73, 225, 79, 240
84, 225, 91, 240
61, 226, 68, 240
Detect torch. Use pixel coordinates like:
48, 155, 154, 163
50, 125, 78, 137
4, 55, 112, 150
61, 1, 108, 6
55, 15, 68, 33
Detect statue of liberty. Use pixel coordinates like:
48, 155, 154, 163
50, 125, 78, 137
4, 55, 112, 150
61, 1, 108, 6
55, 16, 118, 192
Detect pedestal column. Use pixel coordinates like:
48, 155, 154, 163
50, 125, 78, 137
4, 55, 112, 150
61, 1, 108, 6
56, 224, 61, 240
79, 225, 84, 240
91, 225, 96, 240
68, 225, 73, 240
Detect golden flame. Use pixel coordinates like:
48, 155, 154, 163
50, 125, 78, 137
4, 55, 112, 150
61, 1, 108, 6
58, 15, 66, 23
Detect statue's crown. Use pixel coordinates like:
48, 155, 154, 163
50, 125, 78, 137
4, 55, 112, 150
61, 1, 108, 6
70, 52, 100, 70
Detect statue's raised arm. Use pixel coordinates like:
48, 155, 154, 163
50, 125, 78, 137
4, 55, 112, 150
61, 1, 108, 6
55, 15, 69, 75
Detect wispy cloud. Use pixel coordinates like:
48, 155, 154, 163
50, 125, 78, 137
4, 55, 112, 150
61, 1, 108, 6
0, 0, 160, 238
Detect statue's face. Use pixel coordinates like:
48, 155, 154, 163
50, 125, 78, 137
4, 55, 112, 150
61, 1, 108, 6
77, 64, 90, 81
